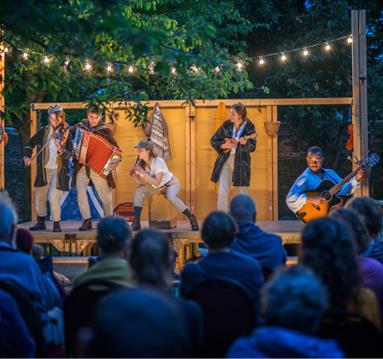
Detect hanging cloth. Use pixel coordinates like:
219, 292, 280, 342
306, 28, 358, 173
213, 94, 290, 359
144, 103, 172, 160
215, 102, 227, 131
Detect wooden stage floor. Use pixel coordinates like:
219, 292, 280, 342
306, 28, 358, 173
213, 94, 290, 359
19, 220, 304, 270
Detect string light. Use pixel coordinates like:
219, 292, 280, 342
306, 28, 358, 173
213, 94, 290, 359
347, 36, 353, 44
148, 62, 155, 74
64, 59, 70, 67
303, 48, 309, 57
235, 61, 244, 71
171, 67, 177, 75
325, 43, 331, 51
191, 65, 200, 74
128, 65, 135, 74
258, 58, 265, 66
84, 61, 92, 72
22, 52, 29, 60
280, 53, 287, 62
106, 63, 113, 73
43, 56, 50, 65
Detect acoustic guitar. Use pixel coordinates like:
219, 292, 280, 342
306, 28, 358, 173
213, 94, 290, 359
295, 153, 380, 223
223, 133, 257, 153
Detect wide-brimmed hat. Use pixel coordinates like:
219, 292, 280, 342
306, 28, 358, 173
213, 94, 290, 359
134, 139, 154, 151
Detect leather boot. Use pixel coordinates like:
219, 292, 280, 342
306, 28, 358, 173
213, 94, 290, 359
79, 218, 92, 231
53, 221, 62, 233
131, 217, 141, 231
183, 209, 199, 231
29, 216, 46, 231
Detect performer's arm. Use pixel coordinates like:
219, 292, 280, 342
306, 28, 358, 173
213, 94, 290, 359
239, 135, 256, 153
23, 127, 45, 166
134, 166, 164, 187
285, 175, 310, 213
210, 126, 227, 153
57, 131, 73, 160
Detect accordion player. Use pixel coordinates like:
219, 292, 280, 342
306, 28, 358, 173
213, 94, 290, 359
73, 127, 122, 178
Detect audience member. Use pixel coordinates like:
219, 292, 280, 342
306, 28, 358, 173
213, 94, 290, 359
72, 216, 134, 290
180, 211, 264, 304
331, 208, 383, 323
229, 194, 286, 278
16, 228, 34, 254
300, 217, 381, 330
0, 289, 36, 357
347, 196, 383, 264
87, 288, 191, 357
129, 229, 203, 355
227, 266, 343, 358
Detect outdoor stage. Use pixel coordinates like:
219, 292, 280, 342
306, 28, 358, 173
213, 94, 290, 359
19, 220, 304, 271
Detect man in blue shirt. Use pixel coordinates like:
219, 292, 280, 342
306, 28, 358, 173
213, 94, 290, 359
286, 146, 364, 215
229, 194, 286, 279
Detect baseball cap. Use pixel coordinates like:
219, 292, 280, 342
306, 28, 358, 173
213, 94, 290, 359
47, 104, 63, 115
134, 139, 154, 151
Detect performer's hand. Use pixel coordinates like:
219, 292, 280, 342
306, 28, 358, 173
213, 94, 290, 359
54, 138, 63, 153
221, 142, 236, 149
306, 197, 325, 206
134, 165, 146, 177
23, 157, 32, 167
238, 137, 247, 145
355, 169, 366, 182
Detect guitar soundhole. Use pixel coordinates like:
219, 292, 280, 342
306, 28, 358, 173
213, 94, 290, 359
321, 191, 332, 201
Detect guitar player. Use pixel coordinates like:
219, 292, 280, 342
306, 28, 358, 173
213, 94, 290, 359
210, 102, 257, 211
286, 146, 365, 219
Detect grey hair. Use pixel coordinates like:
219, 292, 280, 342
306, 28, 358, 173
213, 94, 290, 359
0, 191, 18, 245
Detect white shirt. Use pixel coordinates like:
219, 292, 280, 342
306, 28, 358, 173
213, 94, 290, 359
230, 120, 247, 155
148, 157, 173, 188
45, 128, 58, 169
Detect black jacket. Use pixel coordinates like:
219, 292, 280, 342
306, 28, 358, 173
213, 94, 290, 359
23, 126, 72, 191
70, 119, 120, 189
210, 119, 256, 186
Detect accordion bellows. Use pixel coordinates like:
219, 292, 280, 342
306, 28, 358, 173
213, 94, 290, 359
73, 127, 121, 178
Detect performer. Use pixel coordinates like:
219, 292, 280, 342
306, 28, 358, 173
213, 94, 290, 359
210, 102, 257, 212
23, 104, 71, 232
286, 146, 365, 217
71, 104, 121, 231
130, 139, 199, 231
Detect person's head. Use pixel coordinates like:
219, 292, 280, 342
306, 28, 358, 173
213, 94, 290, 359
306, 146, 324, 173
230, 194, 257, 223
88, 288, 190, 357
86, 103, 103, 128
96, 216, 132, 257
201, 211, 237, 250
47, 104, 65, 128
16, 228, 34, 254
346, 197, 383, 238
135, 139, 155, 163
0, 191, 18, 247
261, 265, 327, 334
31, 244, 44, 260
230, 102, 247, 124
300, 217, 361, 310
330, 207, 370, 253
129, 229, 174, 291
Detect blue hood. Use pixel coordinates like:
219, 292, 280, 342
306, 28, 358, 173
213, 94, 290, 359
227, 326, 343, 358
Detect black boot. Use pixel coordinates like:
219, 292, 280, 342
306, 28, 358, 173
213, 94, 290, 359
53, 221, 62, 233
79, 218, 92, 231
183, 209, 199, 231
132, 207, 142, 231
29, 216, 46, 231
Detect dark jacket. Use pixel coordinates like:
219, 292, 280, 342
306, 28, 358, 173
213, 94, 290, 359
180, 250, 264, 303
210, 119, 256, 186
230, 221, 287, 273
227, 326, 344, 358
70, 119, 120, 189
23, 126, 72, 191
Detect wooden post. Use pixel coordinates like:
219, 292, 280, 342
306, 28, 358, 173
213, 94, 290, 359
30, 105, 37, 221
351, 9, 369, 196
0, 32, 5, 190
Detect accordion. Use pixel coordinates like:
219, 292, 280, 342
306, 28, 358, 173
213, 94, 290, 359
73, 127, 121, 178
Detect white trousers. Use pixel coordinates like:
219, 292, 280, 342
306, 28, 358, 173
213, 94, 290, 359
217, 154, 249, 212
76, 166, 113, 219
35, 168, 64, 222
133, 177, 187, 213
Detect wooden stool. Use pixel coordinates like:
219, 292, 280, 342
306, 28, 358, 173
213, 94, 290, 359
148, 194, 177, 229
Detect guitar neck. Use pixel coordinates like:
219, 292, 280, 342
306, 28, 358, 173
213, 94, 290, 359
328, 169, 358, 196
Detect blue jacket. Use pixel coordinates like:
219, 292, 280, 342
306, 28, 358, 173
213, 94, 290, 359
230, 222, 286, 272
180, 250, 264, 302
227, 326, 344, 358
